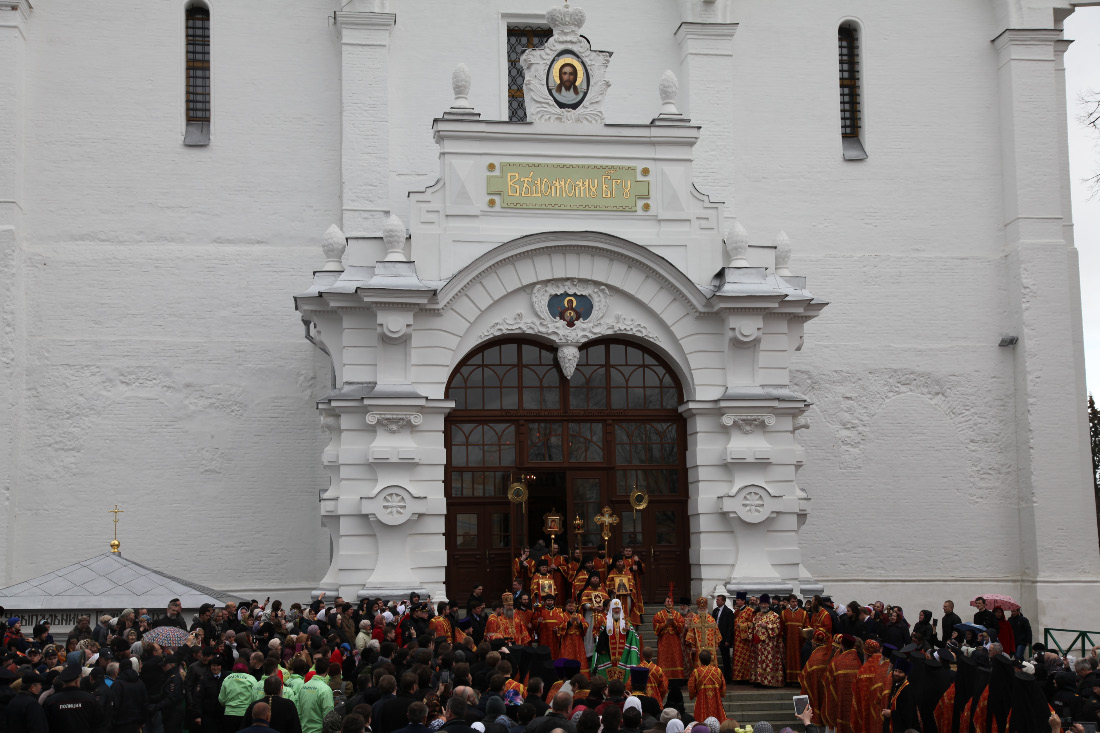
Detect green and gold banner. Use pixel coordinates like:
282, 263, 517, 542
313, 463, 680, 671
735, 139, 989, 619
487, 162, 650, 212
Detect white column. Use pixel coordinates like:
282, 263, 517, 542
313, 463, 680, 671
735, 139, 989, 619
335, 7, 395, 266
674, 22, 737, 206
993, 29, 1100, 626
0, 0, 31, 585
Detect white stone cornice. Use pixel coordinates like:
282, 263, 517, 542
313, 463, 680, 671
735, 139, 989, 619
991, 28, 1063, 63
336, 11, 396, 43
674, 21, 738, 53
0, 0, 32, 29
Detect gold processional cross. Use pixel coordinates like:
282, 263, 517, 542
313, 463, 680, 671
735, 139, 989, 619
108, 504, 124, 553
594, 505, 619, 557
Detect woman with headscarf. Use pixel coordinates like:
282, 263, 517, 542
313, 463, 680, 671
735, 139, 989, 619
913, 610, 937, 648
882, 608, 911, 651
991, 608, 1015, 657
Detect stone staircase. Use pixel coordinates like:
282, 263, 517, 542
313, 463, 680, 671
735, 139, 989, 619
634, 609, 800, 729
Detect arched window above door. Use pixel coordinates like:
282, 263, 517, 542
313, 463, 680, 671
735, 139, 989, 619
447, 340, 681, 412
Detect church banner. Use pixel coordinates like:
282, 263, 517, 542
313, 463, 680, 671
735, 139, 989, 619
487, 162, 650, 212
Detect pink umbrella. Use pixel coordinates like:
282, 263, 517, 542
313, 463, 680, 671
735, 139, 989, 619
970, 594, 1020, 611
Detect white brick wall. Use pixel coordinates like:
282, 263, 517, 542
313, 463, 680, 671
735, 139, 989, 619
1, 0, 1096, 628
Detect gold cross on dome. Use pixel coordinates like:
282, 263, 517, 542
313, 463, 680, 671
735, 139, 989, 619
108, 504, 124, 553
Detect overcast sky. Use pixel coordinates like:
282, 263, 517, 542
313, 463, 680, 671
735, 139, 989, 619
1066, 10, 1100, 393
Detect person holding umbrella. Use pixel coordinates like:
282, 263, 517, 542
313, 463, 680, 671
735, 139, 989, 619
972, 597, 995, 629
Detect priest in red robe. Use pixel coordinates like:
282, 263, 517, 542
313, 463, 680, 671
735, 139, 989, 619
825, 634, 862, 733
652, 595, 686, 681
688, 650, 727, 723
801, 628, 832, 728
781, 595, 809, 686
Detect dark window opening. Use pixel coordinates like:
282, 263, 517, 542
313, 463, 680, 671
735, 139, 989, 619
506, 25, 552, 122
839, 22, 867, 159
185, 5, 211, 145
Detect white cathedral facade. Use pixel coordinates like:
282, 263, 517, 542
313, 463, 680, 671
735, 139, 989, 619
1, 0, 1098, 630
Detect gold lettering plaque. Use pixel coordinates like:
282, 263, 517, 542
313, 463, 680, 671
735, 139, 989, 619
487, 162, 651, 212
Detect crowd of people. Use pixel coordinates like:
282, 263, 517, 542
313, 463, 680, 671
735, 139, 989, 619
0, 544, 1090, 733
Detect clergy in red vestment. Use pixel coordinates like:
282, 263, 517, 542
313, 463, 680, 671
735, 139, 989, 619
653, 596, 686, 680
801, 629, 833, 728
622, 547, 646, 620
825, 634, 862, 733
685, 597, 721, 673
533, 595, 567, 658
749, 594, 785, 688
809, 596, 833, 638
781, 595, 809, 685
851, 638, 885, 733
513, 547, 535, 590
731, 593, 756, 682
543, 544, 570, 605
633, 649, 669, 704
687, 650, 727, 723
486, 593, 530, 646
572, 556, 598, 605
592, 599, 641, 682
556, 599, 590, 672
530, 559, 559, 606
592, 548, 610, 584
429, 600, 466, 645
607, 556, 642, 626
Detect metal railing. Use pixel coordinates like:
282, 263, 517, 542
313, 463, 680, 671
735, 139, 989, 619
1044, 628, 1100, 656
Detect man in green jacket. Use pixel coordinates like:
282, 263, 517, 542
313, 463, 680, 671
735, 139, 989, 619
219, 662, 261, 730
296, 658, 335, 733
283, 658, 310, 706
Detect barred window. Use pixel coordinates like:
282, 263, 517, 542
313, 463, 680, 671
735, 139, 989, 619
184, 4, 211, 145
839, 21, 867, 159
506, 25, 552, 122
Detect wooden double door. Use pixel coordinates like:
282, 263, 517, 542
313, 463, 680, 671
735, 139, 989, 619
444, 339, 691, 604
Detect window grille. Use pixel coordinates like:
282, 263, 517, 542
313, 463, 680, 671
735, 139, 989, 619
838, 24, 860, 139
186, 7, 211, 124
507, 25, 552, 122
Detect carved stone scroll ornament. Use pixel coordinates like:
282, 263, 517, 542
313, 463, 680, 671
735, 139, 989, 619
721, 414, 776, 435
521, 4, 611, 123
366, 412, 424, 434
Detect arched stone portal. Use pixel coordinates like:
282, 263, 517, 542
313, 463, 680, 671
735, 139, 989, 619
296, 230, 826, 602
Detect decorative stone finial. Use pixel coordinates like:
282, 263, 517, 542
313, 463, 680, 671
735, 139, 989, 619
658, 70, 679, 116
451, 63, 472, 109
320, 224, 347, 272
382, 215, 408, 262
774, 230, 792, 276
724, 221, 750, 267
546, 3, 587, 41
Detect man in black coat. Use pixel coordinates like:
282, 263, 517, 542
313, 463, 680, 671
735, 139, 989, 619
972, 597, 995, 630
43, 665, 104, 733
1009, 608, 1032, 660
151, 599, 188, 631
376, 672, 419, 733
439, 697, 478, 733
939, 600, 962, 647
243, 676, 301, 733
3, 673, 48, 733
153, 654, 186, 733
191, 657, 225, 733
111, 666, 149, 733
238, 701, 275, 733
711, 595, 735, 684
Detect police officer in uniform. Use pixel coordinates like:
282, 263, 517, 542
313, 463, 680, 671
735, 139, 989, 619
43, 665, 104, 733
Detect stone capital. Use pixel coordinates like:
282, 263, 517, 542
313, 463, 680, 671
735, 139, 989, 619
366, 412, 422, 433
335, 11, 396, 44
